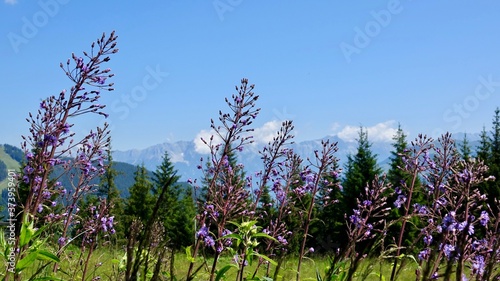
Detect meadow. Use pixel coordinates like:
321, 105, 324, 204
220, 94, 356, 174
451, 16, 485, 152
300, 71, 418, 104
0, 245, 420, 281
1, 31, 499, 281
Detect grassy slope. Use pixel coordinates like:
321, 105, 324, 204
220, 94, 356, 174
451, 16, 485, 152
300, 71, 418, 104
0, 145, 21, 191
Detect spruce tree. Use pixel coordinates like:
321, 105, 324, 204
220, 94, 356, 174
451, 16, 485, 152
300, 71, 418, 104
476, 126, 490, 162
256, 184, 275, 228
315, 161, 344, 252
490, 107, 500, 164
342, 127, 382, 216
125, 164, 154, 232
176, 186, 197, 247
152, 151, 195, 250
97, 146, 122, 207
386, 124, 422, 251
458, 133, 472, 162
98, 146, 124, 240
387, 124, 412, 188
475, 109, 500, 214
486, 108, 500, 213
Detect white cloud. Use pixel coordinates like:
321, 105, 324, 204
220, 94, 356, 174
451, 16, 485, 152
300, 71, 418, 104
252, 120, 282, 145
336, 121, 399, 143
193, 129, 221, 154
4, 0, 18, 5
193, 120, 284, 154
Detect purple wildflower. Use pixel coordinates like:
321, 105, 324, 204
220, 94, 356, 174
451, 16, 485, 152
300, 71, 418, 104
23, 165, 34, 175
479, 211, 489, 226
277, 235, 288, 246
349, 209, 361, 228
442, 244, 455, 259
204, 236, 215, 248
58, 237, 66, 246
457, 221, 467, 233
468, 224, 474, 235
423, 235, 433, 246
472, 255, 485, 276
25, 152, 34, 160
197, 225, 209, 238
418, 248, 430, 261
394, 194, 406, 208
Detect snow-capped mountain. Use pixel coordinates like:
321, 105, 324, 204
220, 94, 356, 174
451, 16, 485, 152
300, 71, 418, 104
112, 136, 396, 180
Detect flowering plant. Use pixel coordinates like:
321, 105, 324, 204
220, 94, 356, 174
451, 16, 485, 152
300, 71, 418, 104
2, 31, 118, 281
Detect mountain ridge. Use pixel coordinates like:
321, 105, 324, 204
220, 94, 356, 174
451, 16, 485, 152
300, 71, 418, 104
112, 132, 482, 181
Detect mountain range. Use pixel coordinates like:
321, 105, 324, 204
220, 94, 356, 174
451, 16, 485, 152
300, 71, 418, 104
0, 132, 482, 195
112, 132, 481, 181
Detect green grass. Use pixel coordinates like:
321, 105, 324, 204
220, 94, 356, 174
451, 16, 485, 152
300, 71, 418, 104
3, 243, 494, 280
0, 145, 21, 191
0, 244, 421, 281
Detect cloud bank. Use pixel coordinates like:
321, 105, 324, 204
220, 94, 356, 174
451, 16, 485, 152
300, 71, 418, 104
335, 120, 399, 143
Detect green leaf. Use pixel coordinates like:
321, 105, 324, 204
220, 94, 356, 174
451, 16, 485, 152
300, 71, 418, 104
250, 252, 277, 266
37, 250, 60, 263
19, 219, 35, 248
32, 277, 65, 281
0, 229, 9, 259
0, 229, 6, 248
252, 233, 277, 241
223, 233, 242, 241
227, 221, 242, 229
15, 250, 38, 272
316, 269, 323, 281
185, 246, 195, 263
111, 259, 121, 264
369, 272, 385, 281
215, 264, 238, 281
32, 223, 49, 239
240, 220, 258, 229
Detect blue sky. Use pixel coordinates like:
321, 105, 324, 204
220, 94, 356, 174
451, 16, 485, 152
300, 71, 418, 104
2, 1, 500, 151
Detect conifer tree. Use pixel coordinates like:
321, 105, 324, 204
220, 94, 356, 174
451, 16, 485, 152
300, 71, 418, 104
314, 161, 344, 252
386, 124, 422, 251
125, 164, 154, 232
387, 124, 412, 188
152, 151, 195, 249
476, 126, 490, 162
176, 186, 197, 247
342, 127, 382, 216
98, 145, 124, 239
475, 109, 500, 213
458, 133, 472, 162
152, 151, 180, 220
97, 146, 122, 207
490, 107, 500, 164
256, 184, 275, 229
486, 108, 500, 213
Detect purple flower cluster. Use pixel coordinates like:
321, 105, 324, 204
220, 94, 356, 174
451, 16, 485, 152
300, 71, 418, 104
393, 133, 500, 281
479, 210, 489, 226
